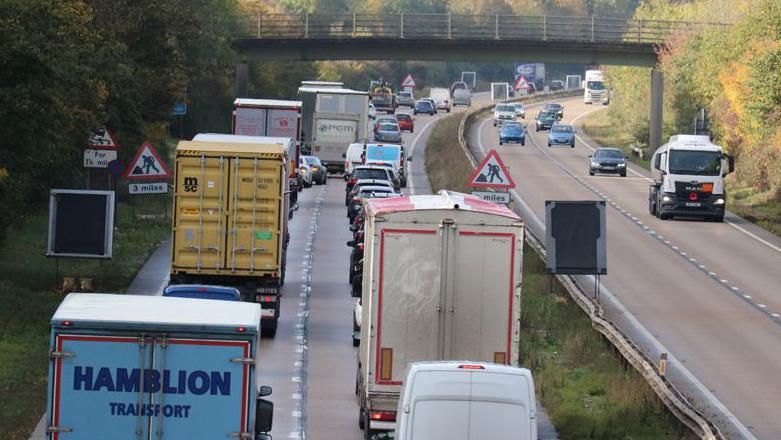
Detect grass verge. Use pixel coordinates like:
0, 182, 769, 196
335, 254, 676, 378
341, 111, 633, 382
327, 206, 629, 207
425, 108, 696, 439
0, 201, 169, 439
579, 108, 650, 169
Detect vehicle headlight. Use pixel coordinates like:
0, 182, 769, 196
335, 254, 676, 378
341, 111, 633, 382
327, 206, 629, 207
662, 195, 673, 202
617, 163, 626, 167
591, 161, 598, 167
714, 198, 725, 205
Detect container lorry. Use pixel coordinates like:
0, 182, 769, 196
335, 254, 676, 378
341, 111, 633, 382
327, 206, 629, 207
298, 84, 370, 173
170, 134, 292, 337
44, 293, 274, 440
648, 134, 734, 222
355, 191, 524, 438
583, 69, 609, 104
394, 361, 537, 440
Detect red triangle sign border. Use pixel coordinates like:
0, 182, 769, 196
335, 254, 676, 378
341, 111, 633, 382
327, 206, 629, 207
123, 140, 171, 181
467, 149, 516, 189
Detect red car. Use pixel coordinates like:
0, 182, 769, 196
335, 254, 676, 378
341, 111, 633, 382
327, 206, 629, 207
395, 113, 414, 133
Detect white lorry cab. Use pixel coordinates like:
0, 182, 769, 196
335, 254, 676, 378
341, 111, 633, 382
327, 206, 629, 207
648, 134, 734, 222
356, 191, 524, 438
583, 70, 609, 105
395, 361, 537, 440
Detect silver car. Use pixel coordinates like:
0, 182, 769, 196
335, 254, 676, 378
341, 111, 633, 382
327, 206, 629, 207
397, 91, 415, 108
452, 89, 471, 107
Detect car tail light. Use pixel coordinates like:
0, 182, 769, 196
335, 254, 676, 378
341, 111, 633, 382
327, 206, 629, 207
259, 296, 275, 303
352, 196, 361, 202
370, 411, 396, 422
357, 243, 364, 251
236, 327, 246, 333
62, 321, 73, 327
458, 364, 485, 370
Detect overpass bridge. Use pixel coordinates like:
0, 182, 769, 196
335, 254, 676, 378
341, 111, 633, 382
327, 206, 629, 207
233, 13, 724, 66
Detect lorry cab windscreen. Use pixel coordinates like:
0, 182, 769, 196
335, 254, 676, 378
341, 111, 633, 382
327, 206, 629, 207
669, 150, 721, 176
587, 81, 605, 90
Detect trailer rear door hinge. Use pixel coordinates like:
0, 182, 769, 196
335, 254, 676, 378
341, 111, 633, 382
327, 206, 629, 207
47, 426, 73, 434
49, 351, 75, 360
230, 357, 255, 365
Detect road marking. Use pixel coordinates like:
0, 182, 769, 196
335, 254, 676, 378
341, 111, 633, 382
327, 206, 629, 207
404, 116, 440, 195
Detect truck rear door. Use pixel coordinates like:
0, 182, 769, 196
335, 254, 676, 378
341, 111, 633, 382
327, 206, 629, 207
49, 333, 253, 439
445, 226, 521, 365
173, 154, 229, 272
373, 226, 443, 387
225, 156, 284, 273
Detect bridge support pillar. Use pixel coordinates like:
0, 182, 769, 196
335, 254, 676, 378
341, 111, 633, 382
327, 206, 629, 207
649, 69, 664, 153
236, 61, 249, 98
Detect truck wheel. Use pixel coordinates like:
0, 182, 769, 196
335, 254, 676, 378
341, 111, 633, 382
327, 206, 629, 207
263, 320, 278, 338
359, 408, 367, 430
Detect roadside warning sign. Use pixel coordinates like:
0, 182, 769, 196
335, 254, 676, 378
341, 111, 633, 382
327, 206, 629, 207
467, 149, 515, 189
88, 127, 119, 150
124, 141, 170, 181
401, 74, 416, 88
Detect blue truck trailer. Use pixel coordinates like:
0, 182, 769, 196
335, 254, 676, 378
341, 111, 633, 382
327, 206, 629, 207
44, 293, 274, 439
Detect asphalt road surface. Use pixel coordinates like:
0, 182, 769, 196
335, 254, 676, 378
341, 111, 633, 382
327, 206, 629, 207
471, 96, 781, 439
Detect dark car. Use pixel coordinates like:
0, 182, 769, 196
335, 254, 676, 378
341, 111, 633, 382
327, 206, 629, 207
535, 111, 558, 131
414, 100, 435, 116
395, 113, 414, 132
543, 103, 564, 119
589, 147, 628, 177
374, 122, 402, 143
348, 187, 397, 223
345, 166, 393, 202
301, 155, 327, 185
547, 124, 575, 148
549, 80, 565, 91
162, 284, 241, 301
499, 123, 526, 146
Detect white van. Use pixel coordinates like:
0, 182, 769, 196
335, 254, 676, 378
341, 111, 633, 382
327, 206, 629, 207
395, 361, 537, 440
344, 142, 365, 175
429, 88, 452, 113
344, 143, 406, 184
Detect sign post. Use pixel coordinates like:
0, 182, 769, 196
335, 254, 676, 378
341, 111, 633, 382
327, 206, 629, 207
467, 149, 514, 204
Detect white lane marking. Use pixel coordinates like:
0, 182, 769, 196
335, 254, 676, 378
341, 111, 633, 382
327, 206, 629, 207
405, 115, 443, 195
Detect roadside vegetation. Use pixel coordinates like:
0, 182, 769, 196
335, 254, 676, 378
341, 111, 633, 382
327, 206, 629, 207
425, 107, 696, 439
0, 203, 169, 439
604, 0, 781, 237
580, 108, 651, 169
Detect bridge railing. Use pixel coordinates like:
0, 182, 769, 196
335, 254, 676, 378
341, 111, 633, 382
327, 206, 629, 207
237, 13, 723, 44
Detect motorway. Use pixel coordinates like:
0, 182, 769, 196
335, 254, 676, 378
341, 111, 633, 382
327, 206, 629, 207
470, 96, 781, 439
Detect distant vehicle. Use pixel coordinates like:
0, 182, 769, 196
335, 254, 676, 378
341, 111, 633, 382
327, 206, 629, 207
397, 91, 415, 108
450, 80, 468, 96
414, 100, 435, 116
512, 102, 525, 119
348, 186, 396, 223
499, 123, 526, 146
356, 192, 524, 438
493, 103, 517, 126
589, 147, 627, 177
368, 102, 377, 119
648, 135, 734, 222
374, 122, 402, 144
394, 361, 537, 440
452, 88, 472, 107
550, 80, 565, 91
365, 143, 406, 187
302, 155, 327, 185
421, 98, 438, 114
298, 157, 314, 188
584, 70, 608, 104
373, 116, 397, 134
46, 293, 274, 440
395, 113, 414, 132
535, 111, 557, 131
543, 103, 564, 119
345, 165, 395, 202
370, 81, 397, 114
162, 284, 241, 301
547, 124, 575, 148
365, 161, 402, 191
430, 88, 452, 113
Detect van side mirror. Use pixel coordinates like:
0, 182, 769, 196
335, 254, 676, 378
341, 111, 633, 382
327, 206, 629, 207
727, 155, 735, 174
255, 398, 274, 435
259, 385, 272, 397
346, 240, 355, 246
342, 153, 346, 158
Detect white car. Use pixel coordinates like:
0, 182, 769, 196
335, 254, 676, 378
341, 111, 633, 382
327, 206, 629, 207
493, 103, 517, 126
368, 102, 377, 119
512, 102, 526, 119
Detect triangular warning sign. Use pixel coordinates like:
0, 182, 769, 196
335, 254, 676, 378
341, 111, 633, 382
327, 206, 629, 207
467, 149, 516, 189
88, 127, 120, 150
401, 74, 416, 88
124, 141, 170, 181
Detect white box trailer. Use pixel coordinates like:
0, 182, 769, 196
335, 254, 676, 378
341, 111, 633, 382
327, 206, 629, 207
356, 191, 524, 437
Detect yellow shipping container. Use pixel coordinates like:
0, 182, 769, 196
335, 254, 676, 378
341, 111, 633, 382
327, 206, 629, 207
171, 134, 291, 284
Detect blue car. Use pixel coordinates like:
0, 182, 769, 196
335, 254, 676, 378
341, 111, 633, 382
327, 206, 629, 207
499, 123, 526, 146
163, 284, 241, 301
547, 124, 575, 148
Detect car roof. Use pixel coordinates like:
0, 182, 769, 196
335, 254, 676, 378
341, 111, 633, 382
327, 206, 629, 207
596, 147, 622, 152
355, 179, 392, 185
358, 185, 394, 192
354, 165, 390, 171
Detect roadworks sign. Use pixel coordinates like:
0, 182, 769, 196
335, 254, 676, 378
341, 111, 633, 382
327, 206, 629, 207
124, 141, 170, 181
401, 74, 416, 88
467, 149, 515, 189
